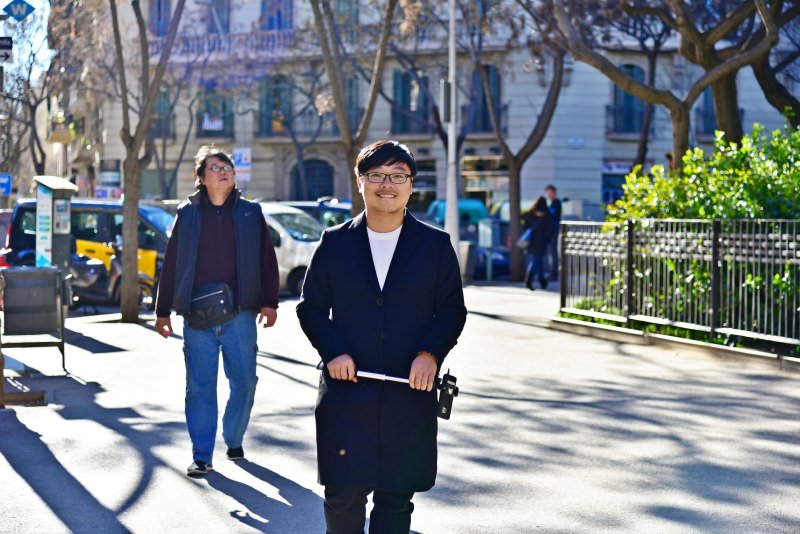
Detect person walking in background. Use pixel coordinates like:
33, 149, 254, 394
544, 184, 562, 281
522, 196, 554, 290
297, 140, 467, 533
154, 145, 280, 477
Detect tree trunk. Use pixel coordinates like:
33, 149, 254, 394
751, 58, 800, 128
633, 51, 659, 169
710, 74, 743, 142
347, 146, 363, 215
669, 105, 690, 174
507, 162, 524, 281
120, 157, 142, 321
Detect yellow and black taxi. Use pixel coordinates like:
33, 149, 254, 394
2, 199, 175, 303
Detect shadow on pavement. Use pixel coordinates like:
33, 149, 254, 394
64, 328, 126, 353
203, 460, 325, 532
0, 409, 132, 533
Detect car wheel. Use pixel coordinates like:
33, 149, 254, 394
287, 269, 305, 297
139, 282, 155, 311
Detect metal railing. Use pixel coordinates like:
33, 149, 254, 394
560, 219, 800, 347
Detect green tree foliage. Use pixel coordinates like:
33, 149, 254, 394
607, 124, 800, 222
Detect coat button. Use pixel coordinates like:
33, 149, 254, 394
376, 298, 383, 305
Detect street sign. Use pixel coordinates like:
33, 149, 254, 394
3, 0, 34, 23
0, 173, 11, 196
233, 147, 251, 182
0, 37, 10, 63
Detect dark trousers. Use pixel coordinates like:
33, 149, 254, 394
324, 486, 415, 534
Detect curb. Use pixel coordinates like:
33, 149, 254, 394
549, 316, 800, 373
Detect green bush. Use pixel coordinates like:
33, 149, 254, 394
607, 124, 800, 222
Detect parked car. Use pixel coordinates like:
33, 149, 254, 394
2, 199, 174, 309
279, 197, 353, 227
424, 198, 510, 279
260, 202, 324, 297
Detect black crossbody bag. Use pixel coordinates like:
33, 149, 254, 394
187, 282, 237, 329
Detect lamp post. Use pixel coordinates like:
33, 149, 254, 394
444, 0, 460, 262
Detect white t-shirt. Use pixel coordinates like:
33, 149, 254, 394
367, 225, 402, 290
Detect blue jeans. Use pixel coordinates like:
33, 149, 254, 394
183, 310, 258, 464
526, 254, 546, 287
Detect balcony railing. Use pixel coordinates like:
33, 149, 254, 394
149, 29, 298, 59
256, 108, 363, 139
196, 111, 234, 138
391, 108, 433, 135
606, 104, 645, 134
462, 103, 508, 135
151, 113, 176, 141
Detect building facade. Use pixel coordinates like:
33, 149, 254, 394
57, 0, 791, 219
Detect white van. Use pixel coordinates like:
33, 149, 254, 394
260, 202, 323, 296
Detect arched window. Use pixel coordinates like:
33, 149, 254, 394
292, 160, 334, 200
611, 64, 645, 133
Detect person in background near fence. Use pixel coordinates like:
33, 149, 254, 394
544, 184, 562, 281
154, 145, 280, 477
297, 140, 467, 533
522, 196, 554, 291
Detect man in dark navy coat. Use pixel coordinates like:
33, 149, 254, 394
297, 140, 467, 533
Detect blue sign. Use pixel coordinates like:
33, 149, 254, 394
3, 0, 35, 23
0, 173, 11, 196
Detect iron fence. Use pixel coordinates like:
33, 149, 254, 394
560, 219, 800, 348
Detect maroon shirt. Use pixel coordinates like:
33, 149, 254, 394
155, 189, 279, 317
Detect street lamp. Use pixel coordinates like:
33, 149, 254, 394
444, 0, 460, 262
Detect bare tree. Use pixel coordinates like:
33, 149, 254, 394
603, 9, 672, 168
108, 0, 187, 322
310, 0, 400, 214
750, 0, 800, 127
553, 0, 779, 171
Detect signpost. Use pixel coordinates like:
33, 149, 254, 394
0, 37, 11, 64
233, 147, 251, 183
3, 0, 34, 23
0, 172, 11, 196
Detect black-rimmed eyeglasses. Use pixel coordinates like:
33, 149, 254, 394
208, 164, 233, 173
361, 172, 413, 184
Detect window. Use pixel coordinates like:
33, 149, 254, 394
696, 87, 717, 136
261, 0, 292, 30
610, 64, 645, 133
469, 66, 501, 133
344, 76, 361, 132
151, 89, 172, 139
258, 75, 292, 136
72, 211, 106, 242
197, 87, 234, 138
149, 0, 170, 37
392, 70, 430, 134
206, 0, 230, 34
334, 0, 358, 25
292, 159, 334, 200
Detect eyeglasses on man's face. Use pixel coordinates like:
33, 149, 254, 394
361, 172, 413, 184
208, 164, 234, 173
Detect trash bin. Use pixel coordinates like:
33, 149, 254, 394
458, 241, 477, 285
2, 267, 62, 335
478, 218, 501, 248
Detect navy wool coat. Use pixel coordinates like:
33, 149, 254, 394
296, 211, 467, 492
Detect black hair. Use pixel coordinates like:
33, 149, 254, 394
193, 145, 235, 190
354, 140, 417, 178
545, 184, 557, 193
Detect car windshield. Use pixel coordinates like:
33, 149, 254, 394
272, 212, 323, 242
140, 206, 176, 237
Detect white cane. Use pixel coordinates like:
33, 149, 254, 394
356, 370, 410, 384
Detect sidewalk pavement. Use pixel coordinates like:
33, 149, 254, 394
1, 283, 799, 533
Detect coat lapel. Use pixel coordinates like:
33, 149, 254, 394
382, 211, 424, 294
349, 212, 382, 295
